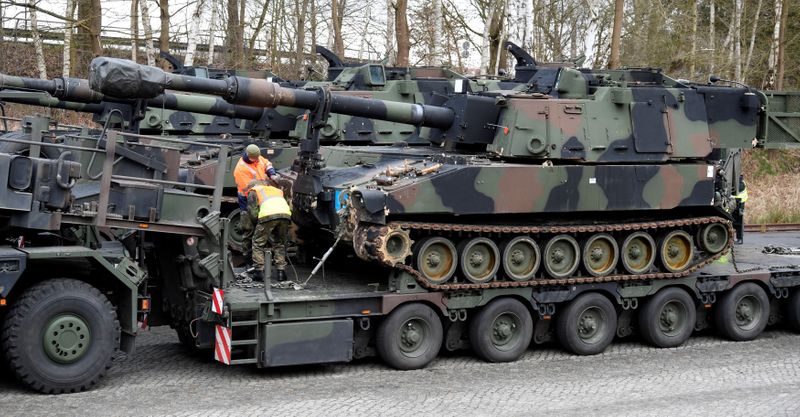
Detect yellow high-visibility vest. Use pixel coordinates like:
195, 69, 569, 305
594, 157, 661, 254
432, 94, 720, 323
252, 184, 291, 219
734, 188, 748, 203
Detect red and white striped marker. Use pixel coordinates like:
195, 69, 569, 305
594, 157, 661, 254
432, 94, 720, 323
211, 288, 225, 315
214, 324, 232, 365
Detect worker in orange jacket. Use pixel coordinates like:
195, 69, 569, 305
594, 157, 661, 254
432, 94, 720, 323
233, 144, 277, 263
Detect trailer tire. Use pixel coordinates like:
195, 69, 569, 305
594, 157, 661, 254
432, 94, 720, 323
785, 290, 800, 333
470, 298, 533, 362
376, 303, 443, 370
0, 278, 120, 393
715, 282, 769, 341
556, 292, 617, 355
638, 287, 696, 348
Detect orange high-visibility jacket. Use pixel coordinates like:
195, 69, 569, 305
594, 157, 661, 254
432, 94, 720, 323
233, 156, 273, 195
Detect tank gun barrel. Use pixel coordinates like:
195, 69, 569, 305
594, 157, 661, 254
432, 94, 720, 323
89, 57, 455, 129
0, 72, 265, 121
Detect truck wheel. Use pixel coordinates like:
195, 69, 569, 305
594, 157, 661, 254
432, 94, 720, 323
638, 287, 696, 348
376, 303, 443, 370
469, 298, 532, 362
715, 282, 769, 341
556, 292, 617, 355
0, 279, 120, 393
787, 290, 800, 332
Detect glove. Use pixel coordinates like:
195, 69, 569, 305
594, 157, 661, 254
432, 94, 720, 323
267, 167, 277, 177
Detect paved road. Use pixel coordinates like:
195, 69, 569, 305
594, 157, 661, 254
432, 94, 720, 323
2, 325, 799, 416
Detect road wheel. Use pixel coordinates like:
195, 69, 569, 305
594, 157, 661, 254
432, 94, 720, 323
621, 232, 656, 274
787, 290, 800, 333
501, 236, 540, 281
458, 237, 500, 284
543, 235, 580, 278
715, 282, 769, 341
659, 230, 694, 273
638, 287, 696, 348
469, 298, 533, 362
697, 223, 729, 254
376, 303, 443, 370
556, 292, 617, 355
415, 236, 458, 285
226, 209, 244, 251
583, 233, 619, 277
0, 279, 120, 393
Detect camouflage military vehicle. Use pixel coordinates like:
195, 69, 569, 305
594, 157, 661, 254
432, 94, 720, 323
3, 55, 800, 395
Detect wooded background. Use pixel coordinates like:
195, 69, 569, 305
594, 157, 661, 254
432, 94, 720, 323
0, 0, 797, 88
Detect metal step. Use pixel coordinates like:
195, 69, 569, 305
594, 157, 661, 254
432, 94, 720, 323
231, 320, 259, 327
230, 358, 258, 365
231, 339, 258, 346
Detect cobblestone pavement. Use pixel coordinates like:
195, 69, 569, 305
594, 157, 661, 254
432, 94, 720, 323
2, 326, 799, 416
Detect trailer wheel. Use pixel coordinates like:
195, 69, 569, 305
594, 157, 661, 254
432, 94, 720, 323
788, 290, 800, 333
638, 287, 696, 348
469, 298, 533, 362
0, 279, 120, 393
376, 303, 443, 370
556, 292, 617, 355
715, 282, 769, 341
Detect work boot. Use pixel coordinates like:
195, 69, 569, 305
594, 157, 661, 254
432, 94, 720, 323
252, 270, 265, 282
276, 269, 287, 282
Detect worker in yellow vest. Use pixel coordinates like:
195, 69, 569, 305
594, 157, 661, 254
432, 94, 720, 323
733, 175, 748, 245
247, 181, 292, 281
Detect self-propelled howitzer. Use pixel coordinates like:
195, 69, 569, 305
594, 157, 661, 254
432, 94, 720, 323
90, 57, 794, 289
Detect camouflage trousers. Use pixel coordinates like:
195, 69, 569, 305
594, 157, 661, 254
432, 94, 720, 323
252, 218, 290, 271
239, 210, 255, 259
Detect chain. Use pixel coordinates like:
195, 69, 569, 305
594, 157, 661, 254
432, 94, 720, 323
368, 216, 736, 291
763, 245, 800, 255
729, 244, 761, 274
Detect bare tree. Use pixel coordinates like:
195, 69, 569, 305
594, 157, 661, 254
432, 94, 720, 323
689, 0, 697, 78
384, 0, 395, 64
184, 0, 205, 66
295, 0, 310, 78
609, 0, 623, 69
775, 0, 789, 90
733, 0, 742, 81
246, 0, 271, 65
743, 0, 763, 83
28, 0, 47, 79
208, 0, 218, 65
331, 0, 345, 56
709, 0, 715, 74
75, 0, 102, 76
130, 0, 139, 61
431, 0, 442, 65
395, 0, 409, 66
225, 0, 244, 67
159, 0, 170, 69
765, 0, 784, 88
139, 0, 156, 66
63, 0, 76, 76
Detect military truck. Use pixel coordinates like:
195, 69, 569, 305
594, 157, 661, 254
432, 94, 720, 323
2, 56, 800, 395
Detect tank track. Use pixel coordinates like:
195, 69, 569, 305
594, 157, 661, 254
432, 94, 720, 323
357, 216, 734, 291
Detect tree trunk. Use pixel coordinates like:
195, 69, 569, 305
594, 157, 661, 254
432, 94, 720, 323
480, 2, 494, 73
385, 0, 395, 65
743, 0, 762, 83
139, 0, 156, 66
295, 0, 309, 78
63, 0, 76, 77
709, 0, 715, 74
733, 0, 742, 81
184, 0, 204, 66
208, 0, 218, 65
689, 0, 698, 78
159, 0, 170, 70
76, 0, 102, 76
130, 0, 138, 61
395, 0, 409, 67
247, 0, 270, 65
226, 0, 244, 67
29, 0, 47, 79
765, 0, 782, 88
331, 0, 345, 57
775, 0, 789, 90
524, 0, 533, 51
432, 0, 442, 65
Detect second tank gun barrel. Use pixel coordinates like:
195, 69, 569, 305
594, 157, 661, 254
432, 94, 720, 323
0, 72, 266, 121
89, 57, 456, 129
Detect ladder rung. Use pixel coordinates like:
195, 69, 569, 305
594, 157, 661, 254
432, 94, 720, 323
231, 339, 258, 346
231, 320, 259, 326
230, 358, 258, 365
